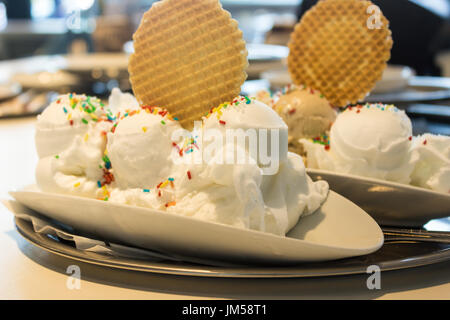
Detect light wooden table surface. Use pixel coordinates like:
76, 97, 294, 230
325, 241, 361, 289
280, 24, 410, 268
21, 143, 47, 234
0, 116, 449, 300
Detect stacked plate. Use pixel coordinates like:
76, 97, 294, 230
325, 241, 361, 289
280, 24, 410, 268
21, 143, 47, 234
8, 177, 450, 278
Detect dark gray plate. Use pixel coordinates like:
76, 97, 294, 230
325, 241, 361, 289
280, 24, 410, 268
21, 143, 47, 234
15, 217, 450, 278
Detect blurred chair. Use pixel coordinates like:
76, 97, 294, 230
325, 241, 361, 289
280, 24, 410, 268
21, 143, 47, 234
298, 0, 450, 76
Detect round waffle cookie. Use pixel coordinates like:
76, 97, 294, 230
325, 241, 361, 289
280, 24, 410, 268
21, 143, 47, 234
288, 0, 393, 107
129, 0, 248, 129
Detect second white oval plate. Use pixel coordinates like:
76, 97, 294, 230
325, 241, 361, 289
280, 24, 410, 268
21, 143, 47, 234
307, 169, 450, 227
10, 185, 383, 265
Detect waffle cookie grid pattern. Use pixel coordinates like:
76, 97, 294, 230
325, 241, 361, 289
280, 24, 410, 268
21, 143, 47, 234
129, 0, 248, 129
288, 0, 393, 107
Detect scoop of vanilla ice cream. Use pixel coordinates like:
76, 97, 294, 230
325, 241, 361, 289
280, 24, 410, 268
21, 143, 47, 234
274, 86, 337, 139
302, 104, 416, 184
106, 108, 182, 189
157, 97, 328, 236
273, 86, 337, 155
202, 96, 289, 172
410, 134, 450, 193
36, 94, 113, 158
35, 94, 114, 197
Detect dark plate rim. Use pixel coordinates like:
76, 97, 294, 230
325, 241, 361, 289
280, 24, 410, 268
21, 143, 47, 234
15, 217, 450, 279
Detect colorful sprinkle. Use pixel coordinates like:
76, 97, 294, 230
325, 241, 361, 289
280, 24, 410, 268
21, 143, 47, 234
102, 169, 115, 185
165, 201, 176, 208
160, 181, 169, 189
102, 155, 112, 170
312, 134, 331, 151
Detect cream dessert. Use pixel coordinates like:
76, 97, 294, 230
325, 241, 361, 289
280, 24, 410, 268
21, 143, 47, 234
35, 92, 329, 236
35, 94, 115, 198
273, 85, 337, 155
410, 134, 450, 193
107, 106, 181, 190
302, 103, 416, 184
302, 103, 450, 194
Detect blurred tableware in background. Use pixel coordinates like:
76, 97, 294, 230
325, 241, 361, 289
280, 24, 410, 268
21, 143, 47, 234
63, 52, 131, 94
437, 51, 450, 78
0, 82, 21, 101
260, 67, 291, 90
246, 43, 288, 78
265, 13, 296, 46
371, 65, 416, 94
261, 65, 417, 94
0, 90, 56, 118
64, 53, 128, 77
259, 64, 450, 104
367, 76, 450, 104
12, 71, 80, 92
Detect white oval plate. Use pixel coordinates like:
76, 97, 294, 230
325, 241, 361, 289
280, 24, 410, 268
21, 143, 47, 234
307, 169, 450, 227
9, 185, 383, 264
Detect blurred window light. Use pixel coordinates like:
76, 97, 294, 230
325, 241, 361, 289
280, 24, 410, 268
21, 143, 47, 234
410, 0, 450, 18
31, 0, 55, 19
62, 0, 95, 13
0, 2, 7, 31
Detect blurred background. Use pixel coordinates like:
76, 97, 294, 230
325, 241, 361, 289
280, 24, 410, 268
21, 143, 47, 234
0, 0, 449, 135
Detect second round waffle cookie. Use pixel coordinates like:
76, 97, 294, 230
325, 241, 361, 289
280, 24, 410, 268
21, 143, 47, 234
129, 0, 248, 129
288, 0, 393, 107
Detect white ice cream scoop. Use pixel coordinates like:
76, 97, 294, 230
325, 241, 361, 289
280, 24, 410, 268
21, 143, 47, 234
410, 134, 450, 193
302, 104, 416, 184
107, 108, 182, 189
35, 94, 115, 196
202, 96, 289, 174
